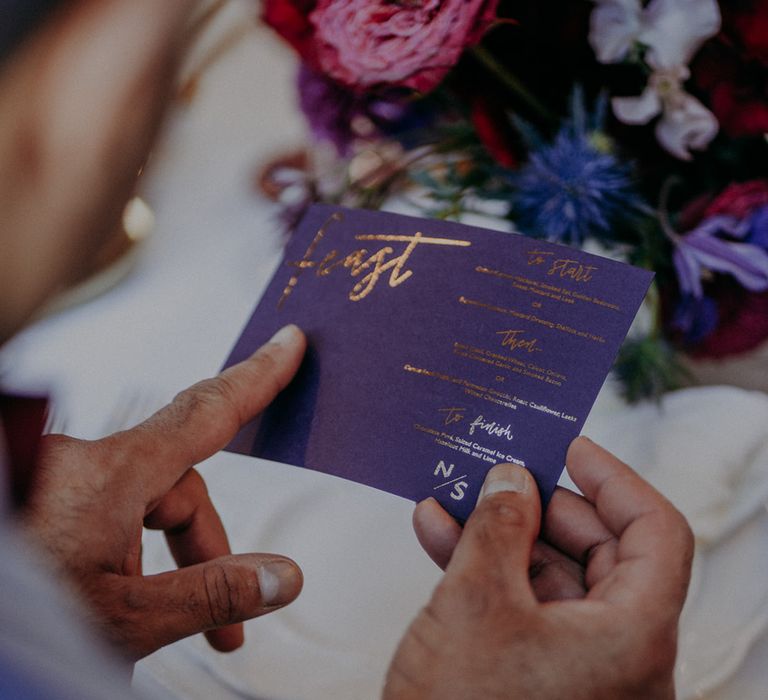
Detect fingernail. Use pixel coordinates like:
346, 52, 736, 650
258, 560, 303, 606
269, 324, 300, 348
478, 464, 530, 502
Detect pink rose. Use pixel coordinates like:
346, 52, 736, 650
309, 0, 499, 92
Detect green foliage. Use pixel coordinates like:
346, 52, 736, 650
614, 336, 691, 403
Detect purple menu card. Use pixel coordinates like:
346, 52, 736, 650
224, 205, 653, 521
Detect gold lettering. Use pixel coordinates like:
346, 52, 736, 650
547, 258, 597, 282
527, 250, 554, 266
348, 246, 395, 300
278, 219, 471, 308
438, 407, 466, 426
278, 212, 343, 309
496, 329, 541, 353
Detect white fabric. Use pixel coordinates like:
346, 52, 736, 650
132, 382, 768, 700
584, 385, 768, 546
586, 384, 768, 698
0, 6, 765, 698
0, 519, 147, 700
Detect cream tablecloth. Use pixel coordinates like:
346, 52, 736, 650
1, 6, 767, 699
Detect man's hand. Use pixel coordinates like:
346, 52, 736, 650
23, 325, 306, 661
385, 437, 694, 700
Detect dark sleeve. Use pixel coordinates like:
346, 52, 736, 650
0, 0, 65, 61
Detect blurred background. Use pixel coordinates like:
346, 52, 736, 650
1, 2, 767, 698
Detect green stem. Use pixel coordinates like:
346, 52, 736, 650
647, 281, 663, 341
470, 45, 556, 125
657, 176, 683, 244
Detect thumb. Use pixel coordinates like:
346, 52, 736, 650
444, 464, 541, 608
125, 554, 303, 656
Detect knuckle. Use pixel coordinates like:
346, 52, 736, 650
441, 574, 494, 618
476, 495, 532, 533
175, 375, 242, 427
179, 467, 209, 500
582, 535, 616, 569
202, 562, 245, 627
191, 376, 234, 410
202, 564, 236, 626
82, 577, 150, 658
435, 563, 512, 621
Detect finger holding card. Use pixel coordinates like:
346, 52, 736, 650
223, 205, 653, 522
384, 437, 693, 700
412, 436, 671, 605
24, 326, 307, 660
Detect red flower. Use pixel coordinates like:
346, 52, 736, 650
688, 286, 768, 359
678, 179, 768, 359
692, 1, 768, 138
262, 1, 319, 66
469, 92, 519, 168
722, 0, 768, 67
703, 179, 768, 219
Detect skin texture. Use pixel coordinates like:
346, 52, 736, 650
384, 438, 694, 700
23, 325, 307, 660
0, 0, 693, 689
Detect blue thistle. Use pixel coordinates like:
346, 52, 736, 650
511, 91, 640, 246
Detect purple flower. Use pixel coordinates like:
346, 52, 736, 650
747, 204, 768, 250
297, 63, 413, 155
672, 293, 719, 344
672, 214, 768, 298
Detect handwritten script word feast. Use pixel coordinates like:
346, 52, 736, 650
278, 212, 471, 308
527, 250, 597, 282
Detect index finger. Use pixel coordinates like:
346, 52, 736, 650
113, 325, 306, 499
567, 437, 693, 611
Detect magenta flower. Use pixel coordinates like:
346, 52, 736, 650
309, 0, 499, 92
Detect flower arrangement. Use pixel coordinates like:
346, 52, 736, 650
260, 0, 768, 401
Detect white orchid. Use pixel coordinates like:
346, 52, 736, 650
612, 60, 719, 160
589, 0, 721, 160
589, 0, 644, 63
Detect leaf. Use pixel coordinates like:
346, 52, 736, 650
614, 335, 691, 403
